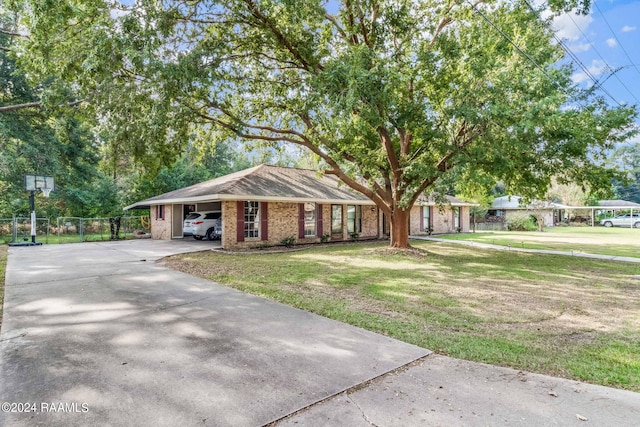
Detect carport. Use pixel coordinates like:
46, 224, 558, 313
552, 199, 640, 227
124, 199, 223, 241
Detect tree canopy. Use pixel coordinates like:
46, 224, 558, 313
8, 0, 638, 246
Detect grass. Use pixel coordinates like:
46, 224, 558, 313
0, 245, 6, 331
439, 226, 640, 258
1, 233, 137, 245
165, 240, 640, 392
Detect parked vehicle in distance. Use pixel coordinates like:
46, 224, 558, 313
183, 211, 222, 240
600, 213, 640, 228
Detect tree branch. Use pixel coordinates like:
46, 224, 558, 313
0, 28, 26, 37
0, 99, 84, 113
243, 0, 322, 72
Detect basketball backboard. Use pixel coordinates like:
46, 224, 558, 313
25, 174, 54, 192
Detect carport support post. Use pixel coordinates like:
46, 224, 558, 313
29, 190, 36, 244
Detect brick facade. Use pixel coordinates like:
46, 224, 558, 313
221, 201, 379, 249
151, 205, 172, 240
410, 205, 471, 235
152, 201, 471, 246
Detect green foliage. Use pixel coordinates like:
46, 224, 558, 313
609, 143, 640, 204
8, 0, 637, 248
280, 236, 296, 248
320, 233, 331, 243
506, 213, 537, 231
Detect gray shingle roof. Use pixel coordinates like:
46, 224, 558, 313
125, 164, 371, 209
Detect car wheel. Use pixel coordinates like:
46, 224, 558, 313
193, 235, 203, 240
634, 222, 640, 229
206, 228, 217, 241
603, 221, 613, 227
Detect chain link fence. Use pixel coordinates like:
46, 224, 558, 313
0, 216, 150, 244
0, 217, 50, 244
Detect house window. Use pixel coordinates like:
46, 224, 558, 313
244, 201, 260, 238
422, 206, 431, 230
304, 203, 316, 237
157, 205, 165, 220
331, 205, 342, 234
347, 205, 362, 234
453, 206, 460, 229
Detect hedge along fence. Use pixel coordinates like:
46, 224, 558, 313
0, 217, 51, 244
54, 216, 150, 243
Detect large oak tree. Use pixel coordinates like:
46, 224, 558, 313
10, 0, 637, 247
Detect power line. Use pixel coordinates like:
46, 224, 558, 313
465, 1, 556, 83
593, 0, 640, 77
519, 0, 622, 106
564, 12, 639, 104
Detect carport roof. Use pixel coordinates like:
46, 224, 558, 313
124, 164, 373, 210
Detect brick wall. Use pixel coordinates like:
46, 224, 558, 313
151, 204, 172, 240
223, 201, 378, 249
361, 206, 378, 238
410, 205, 471, 235
221, 201, 236, 249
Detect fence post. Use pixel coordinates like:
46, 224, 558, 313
12, 214, 17, 243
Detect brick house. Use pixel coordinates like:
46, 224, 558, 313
125, 165, 473, 249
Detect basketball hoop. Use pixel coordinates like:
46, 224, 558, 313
41, 187, 52, 198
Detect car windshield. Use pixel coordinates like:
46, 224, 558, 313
185, 213, 201, 220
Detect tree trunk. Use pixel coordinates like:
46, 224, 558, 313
389, 208, 411, 248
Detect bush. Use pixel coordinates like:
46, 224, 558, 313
320, 233, 331, 243
280, 236, 296, 248
506, 213, 537, 231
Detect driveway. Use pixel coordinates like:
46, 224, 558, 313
0, 240, 428, 426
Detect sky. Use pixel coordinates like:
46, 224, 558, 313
550, 0, 640, 143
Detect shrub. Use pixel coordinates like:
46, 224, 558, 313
320, 233, 331, 243
506, 213, 537, 231
280, 236, 296, 248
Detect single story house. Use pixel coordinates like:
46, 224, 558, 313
487, 195, 555, 227
125, 164, 474, 249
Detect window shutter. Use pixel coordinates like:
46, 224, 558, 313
317, 204, 323, 237
298, 204, 305, 239
236, 201, 244, 242
420, 206, 424, 232
261, 202, 269, 241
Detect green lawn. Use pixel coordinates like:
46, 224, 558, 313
439, 226, 640, 258
166, 240, 640, 392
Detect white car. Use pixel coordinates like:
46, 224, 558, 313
600, 213, 640, 228
183, 211, 222, 240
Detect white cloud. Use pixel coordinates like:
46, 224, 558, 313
606, 38, 617, 48
621, 25, 637, 33
571, 59, 608, 84
551, 11, 594, 41
569, 42, 592, 53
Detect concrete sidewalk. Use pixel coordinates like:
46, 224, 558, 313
411, 235, 640, 263
1, 240, 639, 426
279, 355, 640, 426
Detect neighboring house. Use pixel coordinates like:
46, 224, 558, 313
487, 195, 555, 227
125, 165, 473, 249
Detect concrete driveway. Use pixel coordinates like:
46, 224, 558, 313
0, 240, 428, 426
